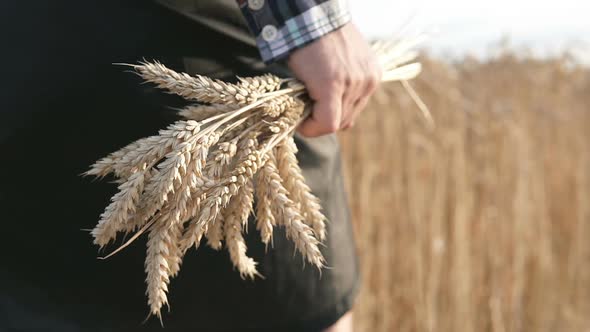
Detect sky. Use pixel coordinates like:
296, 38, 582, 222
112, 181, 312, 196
351, 0, 590, 62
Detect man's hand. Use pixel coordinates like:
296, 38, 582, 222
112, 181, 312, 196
287, 22, 382, 137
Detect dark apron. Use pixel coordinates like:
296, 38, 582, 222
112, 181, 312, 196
0, 1, 359, 331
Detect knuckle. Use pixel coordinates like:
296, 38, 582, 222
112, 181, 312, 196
342, 121, 354, 130
367, 75, 379, 91
365, 68, 381, 92
322, 77, 345, 93
343, 75, 353, 87
326, 69, 347, 85
326, 120, 340, 133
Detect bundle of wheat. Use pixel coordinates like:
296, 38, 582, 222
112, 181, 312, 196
85, 39, 424, 319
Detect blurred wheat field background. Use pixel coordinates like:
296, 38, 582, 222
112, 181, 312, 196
339, 54, 590, 332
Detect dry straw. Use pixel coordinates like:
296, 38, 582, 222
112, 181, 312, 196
85, 39, 425, 320
341, 54, 590, 332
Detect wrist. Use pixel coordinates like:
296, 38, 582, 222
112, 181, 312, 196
237, 0, 351, 64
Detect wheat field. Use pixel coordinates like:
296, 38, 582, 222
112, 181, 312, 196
340, 54, 590, 332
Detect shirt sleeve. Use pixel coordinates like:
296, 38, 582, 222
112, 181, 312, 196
236, 0, 351, 63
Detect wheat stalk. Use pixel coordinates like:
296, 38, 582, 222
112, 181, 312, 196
179, 104, 237, 122
86, 38, 424, 319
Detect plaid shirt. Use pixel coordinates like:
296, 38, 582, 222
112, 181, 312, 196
236, 0, 351, 63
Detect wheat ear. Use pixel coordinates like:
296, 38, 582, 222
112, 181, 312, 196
224, 178, 258, 278
260, 95, 299, 118
89, 121, 201, 180
237, 74, 282, 93
275, 137, 327, 241
259, 156, 324, 268
145, 221, 173, 320
91, 167, 148, 247
255, 161, 276, 247
205, 212, 225, 250
134, 62, 259, 105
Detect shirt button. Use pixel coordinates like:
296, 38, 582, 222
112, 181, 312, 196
261, 25, 278, 42
248, 0, 264, 11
